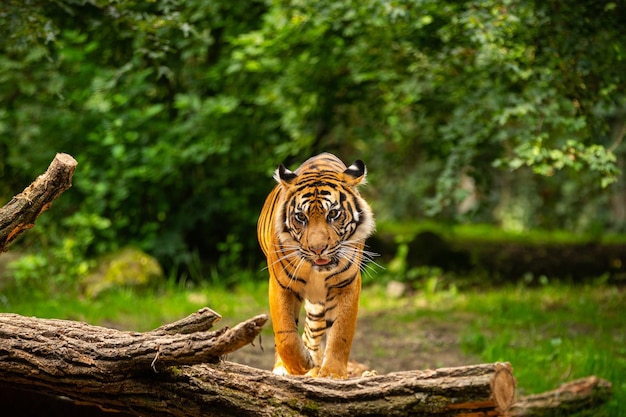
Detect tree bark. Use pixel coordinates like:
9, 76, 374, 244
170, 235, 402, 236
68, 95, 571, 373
511, 376, 613, 417
0, 152, 77, 252
0, 308, 266, 376
0, 309, 517, 416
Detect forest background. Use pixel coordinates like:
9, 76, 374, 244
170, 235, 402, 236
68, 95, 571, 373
1, 0, 626, 286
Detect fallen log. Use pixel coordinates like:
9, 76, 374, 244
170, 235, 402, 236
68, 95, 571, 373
0, 310, 613, 417
511, 376, 613, 417
0, 309, 516, 416
0, 152, 77, 252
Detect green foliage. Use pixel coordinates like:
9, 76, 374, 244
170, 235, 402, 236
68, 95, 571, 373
1, 0, 289, 279
1, 0, 625, 285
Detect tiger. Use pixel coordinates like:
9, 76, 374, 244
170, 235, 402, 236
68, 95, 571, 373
257, 152, 375, 378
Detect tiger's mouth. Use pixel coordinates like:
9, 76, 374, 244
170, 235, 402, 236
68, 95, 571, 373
311, 256, 338, 268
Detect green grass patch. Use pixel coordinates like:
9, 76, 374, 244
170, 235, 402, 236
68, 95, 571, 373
1, 279, 271, 332
360, 282, 625, 416
456, 284, 625, 416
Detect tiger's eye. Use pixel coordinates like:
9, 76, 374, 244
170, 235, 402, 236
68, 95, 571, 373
294, 212, 307, 223
327, 209, 341, 221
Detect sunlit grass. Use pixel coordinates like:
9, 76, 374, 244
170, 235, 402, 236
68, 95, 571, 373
454, 284, 624, 416
0, 279, 271, 332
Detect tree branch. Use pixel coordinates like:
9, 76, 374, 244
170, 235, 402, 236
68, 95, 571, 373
511, 376, 613, 417
0, 309, 267, 376
0, 153, 77, 252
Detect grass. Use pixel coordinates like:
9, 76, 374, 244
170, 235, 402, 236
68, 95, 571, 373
1, 278, 624, 416
456, 284, 625, 412
0, 279, 270, 332
363, 282, 625, 416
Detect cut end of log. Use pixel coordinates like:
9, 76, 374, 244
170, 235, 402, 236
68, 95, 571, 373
491, 362, 517, 413
54, 152, 78, 168
436, 362, 517, 415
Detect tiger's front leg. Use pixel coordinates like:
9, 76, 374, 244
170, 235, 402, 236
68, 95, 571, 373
317, 274, 362, 379
269, 275, 315, 375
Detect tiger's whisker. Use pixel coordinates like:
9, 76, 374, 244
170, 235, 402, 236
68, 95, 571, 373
263, 250, 300, 271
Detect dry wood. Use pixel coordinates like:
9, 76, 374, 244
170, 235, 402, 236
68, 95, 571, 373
175, 361, 517, 417
0, 309, 267, 375
0, 152, 77, 252
0, 309, 516, 416
0, 309, 614, 417
511, 376, 613, 416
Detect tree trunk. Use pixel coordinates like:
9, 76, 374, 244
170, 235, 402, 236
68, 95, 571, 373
0, 152, 77, 252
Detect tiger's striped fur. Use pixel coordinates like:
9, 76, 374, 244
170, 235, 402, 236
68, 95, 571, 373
257, 153, 375, 378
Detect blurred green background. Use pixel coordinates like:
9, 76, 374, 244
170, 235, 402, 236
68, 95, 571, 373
2, 0, 625, 287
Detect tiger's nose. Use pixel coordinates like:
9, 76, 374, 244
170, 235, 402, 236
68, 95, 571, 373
310, 244, 327, 255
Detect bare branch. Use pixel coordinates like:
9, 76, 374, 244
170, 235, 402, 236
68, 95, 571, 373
0, 153, 77, 252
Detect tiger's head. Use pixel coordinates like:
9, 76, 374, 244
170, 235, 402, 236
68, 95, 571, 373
274, 159, 375, 270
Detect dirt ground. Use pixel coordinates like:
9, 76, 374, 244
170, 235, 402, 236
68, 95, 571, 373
228, 309, 480, 375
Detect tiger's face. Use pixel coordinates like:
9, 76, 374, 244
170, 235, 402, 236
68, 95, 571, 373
274, 161, 374, 270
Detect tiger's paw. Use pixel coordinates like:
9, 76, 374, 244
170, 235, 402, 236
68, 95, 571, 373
317, 365, 347, 379
314, 356, 348, 379
304, 367, 320, 377
272, 365, 290, 376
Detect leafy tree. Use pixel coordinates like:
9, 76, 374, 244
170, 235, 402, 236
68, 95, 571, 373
231, 0, 624, 228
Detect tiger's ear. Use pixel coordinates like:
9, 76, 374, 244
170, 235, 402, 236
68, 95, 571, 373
274, 164, 298, 186
342, 160, 366, 186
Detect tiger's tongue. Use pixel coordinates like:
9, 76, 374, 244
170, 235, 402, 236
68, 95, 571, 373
314, 258, 331, 266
